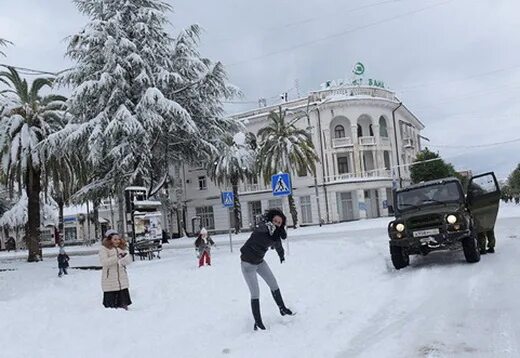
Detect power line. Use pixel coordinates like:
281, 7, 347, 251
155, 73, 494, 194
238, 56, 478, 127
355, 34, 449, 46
228, 0, 454, 67
0, 63, 70, 76
209, 0, 409, 43
427, 137, 520, 149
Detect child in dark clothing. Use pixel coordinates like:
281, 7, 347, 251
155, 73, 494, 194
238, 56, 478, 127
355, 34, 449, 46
57, 247, 70, 277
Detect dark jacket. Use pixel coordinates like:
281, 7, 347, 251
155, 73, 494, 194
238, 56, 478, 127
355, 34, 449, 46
195, 235, 215, 254
240, 222, 286, 265
57, 253, 70, 268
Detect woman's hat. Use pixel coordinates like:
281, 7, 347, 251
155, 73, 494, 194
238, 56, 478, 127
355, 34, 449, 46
104, 229, 119, 238
200, 228, 208, 235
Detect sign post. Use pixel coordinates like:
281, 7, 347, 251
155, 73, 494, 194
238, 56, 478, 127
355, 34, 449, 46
271, 173, 292, 254
221, 192, 234, 252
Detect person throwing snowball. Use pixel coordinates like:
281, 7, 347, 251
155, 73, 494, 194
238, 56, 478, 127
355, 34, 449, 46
240, 208, 294, 331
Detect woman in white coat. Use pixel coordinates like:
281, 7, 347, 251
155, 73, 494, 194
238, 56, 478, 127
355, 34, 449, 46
99, 229, 132, 309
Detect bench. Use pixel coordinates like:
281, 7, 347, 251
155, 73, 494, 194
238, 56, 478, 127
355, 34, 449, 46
134, 240, 162, 260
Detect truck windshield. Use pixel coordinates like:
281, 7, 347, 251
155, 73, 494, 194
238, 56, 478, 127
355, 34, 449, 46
397, 182, 462, 211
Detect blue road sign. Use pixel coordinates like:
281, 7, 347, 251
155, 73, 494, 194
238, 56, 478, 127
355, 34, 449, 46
271, 173, 292, 197
221, 192, 234, 208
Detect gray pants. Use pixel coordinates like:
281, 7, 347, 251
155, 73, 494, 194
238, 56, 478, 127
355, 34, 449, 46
241, 261, 279, 299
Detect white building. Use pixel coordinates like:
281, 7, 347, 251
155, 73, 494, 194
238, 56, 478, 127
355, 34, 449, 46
174, 84, 425, 234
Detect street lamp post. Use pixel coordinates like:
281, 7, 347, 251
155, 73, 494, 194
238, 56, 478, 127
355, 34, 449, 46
392, 102, 403, 188
289, 97, 332, 226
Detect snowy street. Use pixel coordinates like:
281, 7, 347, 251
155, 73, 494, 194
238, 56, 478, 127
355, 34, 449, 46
0, 204, 518, 358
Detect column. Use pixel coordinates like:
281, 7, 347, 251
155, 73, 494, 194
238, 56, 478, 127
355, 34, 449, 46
379, 187, 389, 217
351, 125, 361, 175
356, 189, 367, 219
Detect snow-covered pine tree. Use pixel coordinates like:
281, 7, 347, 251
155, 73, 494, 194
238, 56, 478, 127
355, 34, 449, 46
58, 0, 238, 203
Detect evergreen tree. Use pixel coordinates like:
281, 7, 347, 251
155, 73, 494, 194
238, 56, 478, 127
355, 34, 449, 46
508, 164, 520, 195
0, 67, 67, 261
410, 148, 458, 184
257, 107, 319, 228
207, 132, 256, 233
57, 0, 237, 201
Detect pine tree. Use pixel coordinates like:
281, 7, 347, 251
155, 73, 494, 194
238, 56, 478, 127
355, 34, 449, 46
0, 67, 67, 261
257, 107, 319, 228
410, 148, 458, 184
207, 132, 256, 233
58, 0, 237, 202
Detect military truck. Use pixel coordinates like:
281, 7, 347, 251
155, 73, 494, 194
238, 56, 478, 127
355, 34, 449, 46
388, 172, 500, 269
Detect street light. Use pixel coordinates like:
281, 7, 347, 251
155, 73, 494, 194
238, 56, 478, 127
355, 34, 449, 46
392, 102, 403, 188
288, 97, 333, 226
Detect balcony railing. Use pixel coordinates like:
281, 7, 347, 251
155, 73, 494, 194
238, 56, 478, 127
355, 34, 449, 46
403, 138, 414, 148
359, 136, 376, 146
325, 169, 392, 183
380, 137, 391, 146
240, 183, 270, 193
332, 136, 353, 148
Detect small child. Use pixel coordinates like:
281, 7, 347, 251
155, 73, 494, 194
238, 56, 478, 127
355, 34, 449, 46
195, 228, 215, 267
57, 246, 70, 277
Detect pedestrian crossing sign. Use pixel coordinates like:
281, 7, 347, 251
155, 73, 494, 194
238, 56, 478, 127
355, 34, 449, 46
221, 192, 234, 208
271, 173, 292, 197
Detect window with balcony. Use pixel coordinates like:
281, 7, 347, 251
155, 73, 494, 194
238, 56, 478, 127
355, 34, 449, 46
379, 116, 388, 137
384, 151, 391, 170
337, 157, 349, 174
334, 125, 345, 138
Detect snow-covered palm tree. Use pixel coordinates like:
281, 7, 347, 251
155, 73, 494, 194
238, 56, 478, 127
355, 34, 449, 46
0, 38, 11, 58
207, 132, 256, 233
257, 107, 319, 228
0, 66, 67, 261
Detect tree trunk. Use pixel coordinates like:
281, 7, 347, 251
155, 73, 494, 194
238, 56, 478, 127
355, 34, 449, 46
117, 188, 126, 237
26, 164, 41, 262
288, 194, 298, 229
58, 197, 64, 244
93, 199, 100, 241
231, 180, 242, 234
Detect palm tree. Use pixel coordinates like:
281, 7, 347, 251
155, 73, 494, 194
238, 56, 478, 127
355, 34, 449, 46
207, 132, 256, 233
0, 38, 11, 58
0, 66, 67, 261
257, 107, 319, 228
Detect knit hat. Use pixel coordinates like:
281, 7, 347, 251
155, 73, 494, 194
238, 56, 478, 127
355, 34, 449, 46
105, 229, 119, 238
200, 228, 208, 236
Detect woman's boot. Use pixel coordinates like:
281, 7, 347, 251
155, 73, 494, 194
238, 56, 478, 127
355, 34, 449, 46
251, 299, 266, 330
271, 289, 294, 316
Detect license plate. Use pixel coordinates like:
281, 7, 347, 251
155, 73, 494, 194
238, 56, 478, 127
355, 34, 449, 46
413, 229, 440, 238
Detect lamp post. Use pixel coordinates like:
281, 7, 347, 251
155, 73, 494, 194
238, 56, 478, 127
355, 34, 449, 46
392, 102, 403, 188
288, 97, 332, 226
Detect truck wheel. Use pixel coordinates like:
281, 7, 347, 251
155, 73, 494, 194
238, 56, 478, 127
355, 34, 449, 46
462, 232, 481, 263
390, 245, 410, 269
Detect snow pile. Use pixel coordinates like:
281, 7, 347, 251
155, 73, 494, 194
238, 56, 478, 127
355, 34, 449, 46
1, 207, 519, 357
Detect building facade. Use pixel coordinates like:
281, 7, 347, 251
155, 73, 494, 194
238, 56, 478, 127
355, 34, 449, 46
174, 84, 424, 233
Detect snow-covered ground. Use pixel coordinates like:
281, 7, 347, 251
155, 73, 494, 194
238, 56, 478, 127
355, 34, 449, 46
1, 203, 520, 358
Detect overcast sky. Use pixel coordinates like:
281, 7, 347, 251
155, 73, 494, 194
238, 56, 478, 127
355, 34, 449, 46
1, 0, 519, 180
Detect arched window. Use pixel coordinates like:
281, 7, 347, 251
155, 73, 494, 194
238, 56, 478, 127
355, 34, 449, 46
334, 125, 345, 138
357, 124, 363, 138
379, 116, 388, 137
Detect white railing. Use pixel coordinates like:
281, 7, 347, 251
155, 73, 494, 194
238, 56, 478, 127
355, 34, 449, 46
359, 136, 376, 145
332, 136, 353, 148
310, 86, 397, 102
403, 138, 414, 148
380, 137, 391, 146
240, 183, 270, 193
325, 169, 392, 183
